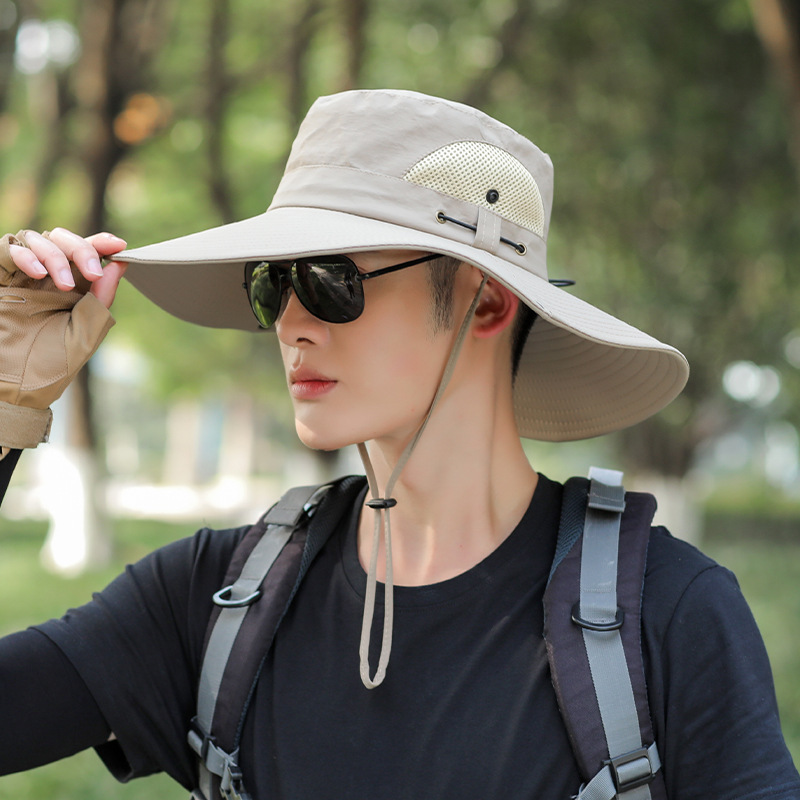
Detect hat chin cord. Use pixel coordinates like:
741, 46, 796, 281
356, 274, 489, 689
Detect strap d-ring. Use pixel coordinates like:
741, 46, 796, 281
571, 602, 625, 631
213, 585, 262, 608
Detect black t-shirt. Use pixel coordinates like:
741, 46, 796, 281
2, 474, 798, 798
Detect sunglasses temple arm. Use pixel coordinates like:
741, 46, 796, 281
358, 253, 440, 281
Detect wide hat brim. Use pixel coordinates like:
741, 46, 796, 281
120, 203, 688, 442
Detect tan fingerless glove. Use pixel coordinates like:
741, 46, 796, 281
0, 231, 115, 449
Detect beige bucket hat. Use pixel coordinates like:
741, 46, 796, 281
120, 88, 689, 442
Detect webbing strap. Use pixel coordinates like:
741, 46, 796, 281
191, 483, 325, 800
578, 469, 654, 799
197, 526, 288, 725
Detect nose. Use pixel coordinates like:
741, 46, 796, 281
275, 288, 329, 346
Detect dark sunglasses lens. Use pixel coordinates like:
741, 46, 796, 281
293, 258, 364, 323
248, 262, 283, 328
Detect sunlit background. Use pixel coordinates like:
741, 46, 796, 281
0, 0, 798, 796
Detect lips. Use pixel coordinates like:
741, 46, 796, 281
289, 367, 337, 399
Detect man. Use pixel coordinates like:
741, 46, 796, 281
0, 89, 798, 798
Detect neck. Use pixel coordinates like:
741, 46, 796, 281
357, 372, 537, 586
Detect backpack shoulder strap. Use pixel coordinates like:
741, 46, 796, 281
189, 474, 367, 800
543, 468, 668, 800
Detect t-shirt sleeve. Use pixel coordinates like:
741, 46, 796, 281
644, 530, 800, 800
0, 628, 111, 774
35, 525, 247, 790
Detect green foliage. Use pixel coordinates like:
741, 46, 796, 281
704, 477, 800, 520
1, 3, 798, 791
705, 539, 800, 765
4, 0, 798, 476
0, 517, 194, 798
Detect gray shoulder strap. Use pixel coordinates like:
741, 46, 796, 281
575, 467, 661, 800
189, 483, 329, 800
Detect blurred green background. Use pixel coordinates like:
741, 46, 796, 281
1, 0, 799, 794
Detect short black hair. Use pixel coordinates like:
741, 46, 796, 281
426, 256, 537, 382
510, 303, 537, 381
426, 255, 461, 332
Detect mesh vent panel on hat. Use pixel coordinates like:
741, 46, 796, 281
403, 141, 545, 237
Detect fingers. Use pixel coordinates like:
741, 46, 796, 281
47, 227, 127, 287
83, 230, 128, 259
89, 259, 128, 309
8, 242, 48, 279
17, 229, 84, 290
9, 228, 127, 293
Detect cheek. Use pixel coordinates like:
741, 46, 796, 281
282, 274, 449, 446
363, 326, 444, 415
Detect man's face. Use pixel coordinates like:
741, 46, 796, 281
276, 250, 464, 452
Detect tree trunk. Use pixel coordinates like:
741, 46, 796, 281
0, 1, 19, 113
40, 0, 169, 573
206, 0, 236, 223
749, 0, 800, 169
460, 0, 535, 109
286, 0, 323, 133
340, 0, 370, 90
162, 399, 203, 486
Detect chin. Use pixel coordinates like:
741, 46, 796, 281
295, 420, 356, 452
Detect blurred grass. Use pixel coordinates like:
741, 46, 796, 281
0, 517, 190, 800
0, 517, 797, 797
703, 538, 800, 766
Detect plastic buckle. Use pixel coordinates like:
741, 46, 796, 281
220, 760, 251, 800
187, 717, 212, 760
606, 746, 656, 793
587, 481, 626, 514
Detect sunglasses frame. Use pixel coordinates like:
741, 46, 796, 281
243, 253, 440, 328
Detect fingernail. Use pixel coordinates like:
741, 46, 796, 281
59, 268, 75, 287
30, 260, 47, 277
87, 257, 103, 276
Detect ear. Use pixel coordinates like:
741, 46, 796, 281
472, 278, 519, 339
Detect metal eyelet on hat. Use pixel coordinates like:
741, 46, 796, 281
486, 189, 499, 204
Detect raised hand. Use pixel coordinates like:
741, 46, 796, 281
7, 228, 128, 308
0, 228, 128, 450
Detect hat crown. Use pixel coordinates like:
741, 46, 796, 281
273, 89, 554, 250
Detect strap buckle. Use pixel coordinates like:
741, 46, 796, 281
187, 717, 213, 761
188, 719, 253, 800
606, 746, 657, 793
587, 482, 626, 514
220, 760, 250, 800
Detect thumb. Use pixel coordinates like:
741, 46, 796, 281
90, 260, 128, 309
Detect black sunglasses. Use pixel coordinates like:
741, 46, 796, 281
243, 253, 440, 328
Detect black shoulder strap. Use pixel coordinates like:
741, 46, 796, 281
0, 448, 22, 506
544, 470, 668, 800
189, 474, 366, 800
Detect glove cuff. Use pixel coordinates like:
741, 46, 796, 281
0, 401, 53, 448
